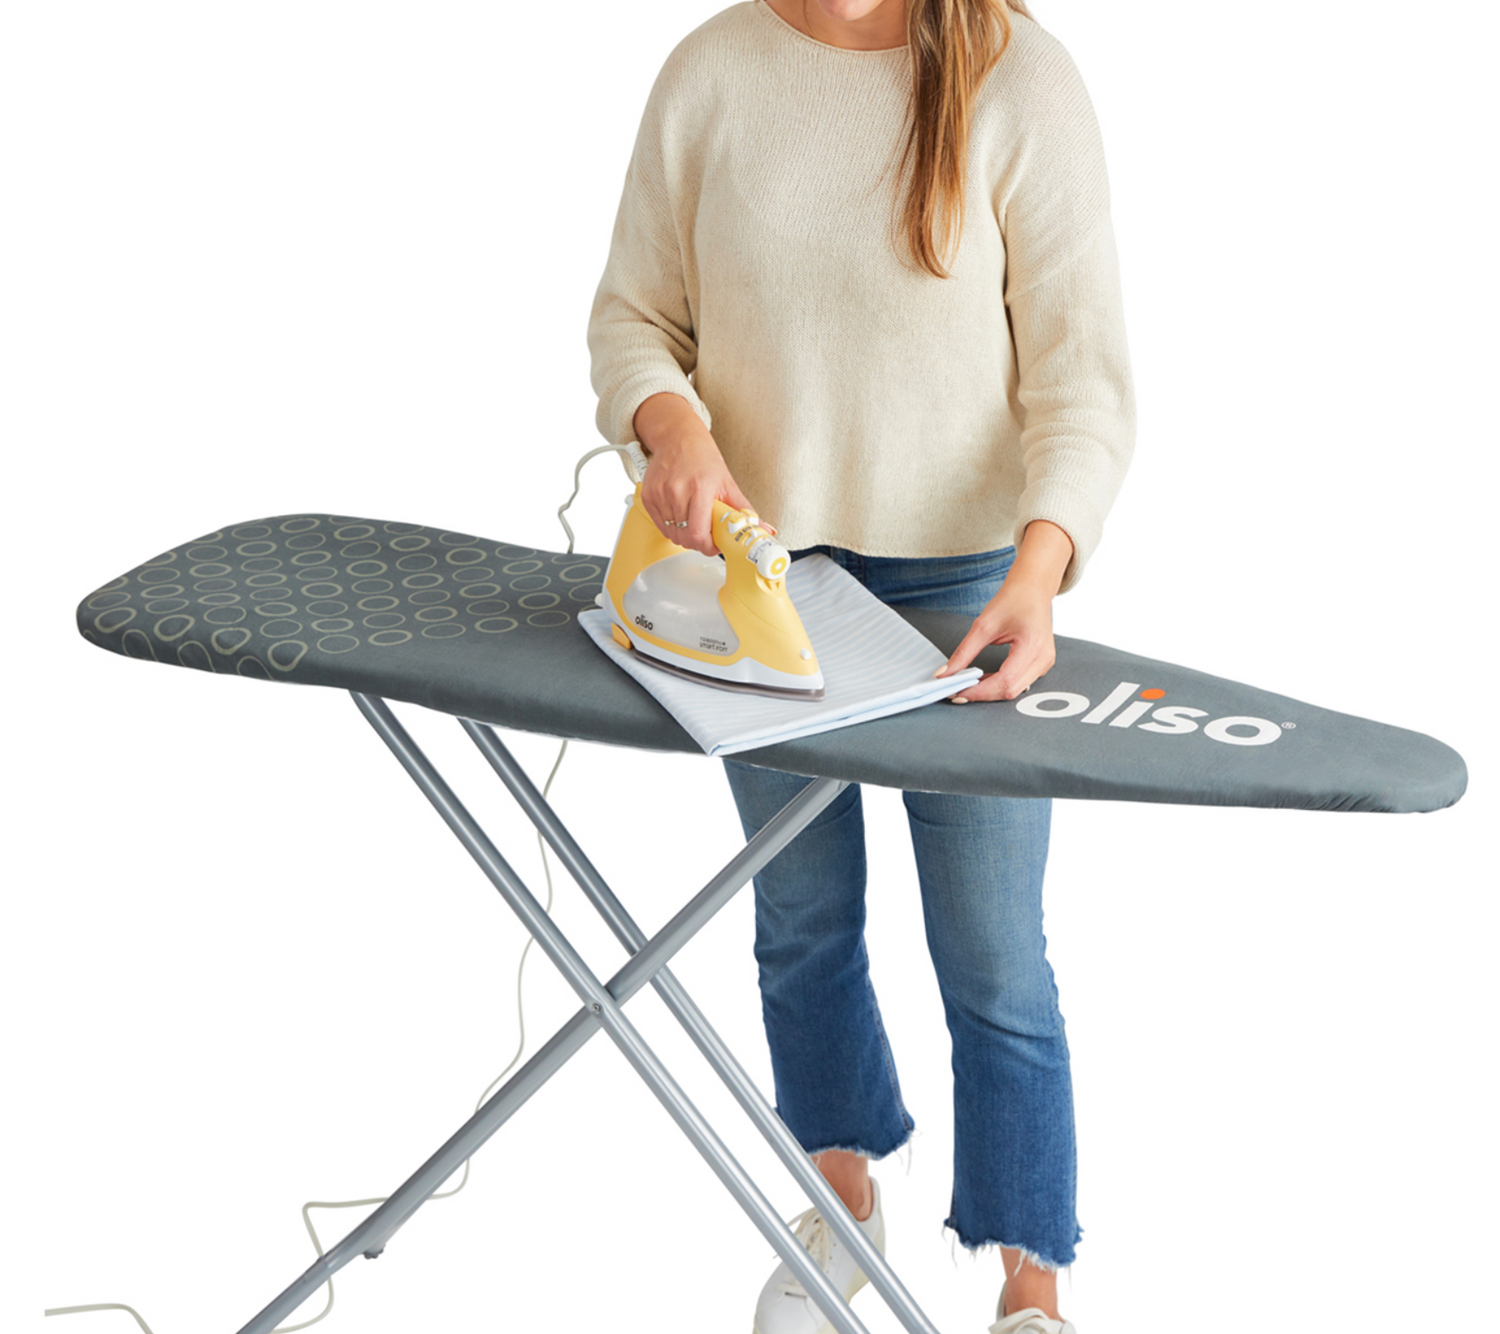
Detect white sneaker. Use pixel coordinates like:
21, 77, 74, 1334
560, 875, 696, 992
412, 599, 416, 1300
752, 1178, 886, 1334
989, 1314, 1076, 1334
989, 1285, 1077, 1334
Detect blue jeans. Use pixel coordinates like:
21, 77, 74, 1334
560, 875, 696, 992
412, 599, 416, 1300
724, 546, 1080, 1267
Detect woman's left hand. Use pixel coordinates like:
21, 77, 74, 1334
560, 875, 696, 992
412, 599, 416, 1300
936, 520, 1074, 702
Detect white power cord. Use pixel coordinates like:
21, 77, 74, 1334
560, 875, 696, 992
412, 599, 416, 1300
45, 743, 567, 1334
556, 441, 646, 552
47, 444, 635, 1332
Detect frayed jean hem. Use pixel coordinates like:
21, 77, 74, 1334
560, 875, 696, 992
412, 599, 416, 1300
941, 1220, 1081, 1272
800, 1121, 915, 1165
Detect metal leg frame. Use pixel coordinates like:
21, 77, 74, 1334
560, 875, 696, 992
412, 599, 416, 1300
461, 718, 943, 1334
235, 692, 943, 1334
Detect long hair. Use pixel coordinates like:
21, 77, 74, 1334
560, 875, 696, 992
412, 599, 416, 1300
900, 0, 1030, 277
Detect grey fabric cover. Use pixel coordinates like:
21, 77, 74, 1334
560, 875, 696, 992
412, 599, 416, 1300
77, 515, 1466, 813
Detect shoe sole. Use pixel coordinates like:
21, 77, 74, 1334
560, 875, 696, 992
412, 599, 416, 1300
751, 1270, 868, 1334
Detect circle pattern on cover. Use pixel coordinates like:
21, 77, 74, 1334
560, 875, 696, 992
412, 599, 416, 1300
78, 515, 604, 679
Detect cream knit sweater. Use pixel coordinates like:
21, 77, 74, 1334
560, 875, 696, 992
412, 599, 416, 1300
588, 2, 1134, 592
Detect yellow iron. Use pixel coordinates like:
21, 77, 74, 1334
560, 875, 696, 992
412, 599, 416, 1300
602, 486, 824, 699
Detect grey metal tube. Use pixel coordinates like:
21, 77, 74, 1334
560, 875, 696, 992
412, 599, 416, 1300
463, 720, 942, 1334
234, 695, 863, 1334
351, 695, 871, 1332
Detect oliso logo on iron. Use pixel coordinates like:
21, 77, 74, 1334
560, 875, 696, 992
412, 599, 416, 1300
1015, 681, 1292, 746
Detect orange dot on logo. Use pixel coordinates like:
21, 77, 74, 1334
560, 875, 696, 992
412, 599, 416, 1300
1140, 688, 1166, 700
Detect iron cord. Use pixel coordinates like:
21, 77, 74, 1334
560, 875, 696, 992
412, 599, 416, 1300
556, 442, 646, 554
44, 740, 571, 1334
47, 442, 625, 1333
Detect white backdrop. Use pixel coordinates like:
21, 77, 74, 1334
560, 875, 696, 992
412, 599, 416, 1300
11, 3, 1497, 1332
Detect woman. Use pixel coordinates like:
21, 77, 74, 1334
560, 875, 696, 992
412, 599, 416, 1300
588, 2, 1133, 1331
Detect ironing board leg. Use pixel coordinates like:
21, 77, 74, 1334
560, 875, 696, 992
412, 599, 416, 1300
463, 720, 944, 1334
233, 694, 862, 1334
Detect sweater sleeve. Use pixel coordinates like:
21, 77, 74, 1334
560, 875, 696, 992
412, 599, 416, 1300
995, 32, 1136, 593
587, 70, 711, 449
1007, 220, 1134, 592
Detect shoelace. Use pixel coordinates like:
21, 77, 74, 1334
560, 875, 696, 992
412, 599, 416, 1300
775, 1207, 839, 1298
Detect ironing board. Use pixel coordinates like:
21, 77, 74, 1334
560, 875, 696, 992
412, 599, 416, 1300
76, 514, 1467, 1334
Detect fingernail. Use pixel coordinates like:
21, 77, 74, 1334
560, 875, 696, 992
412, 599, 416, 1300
948, 695, 970, 705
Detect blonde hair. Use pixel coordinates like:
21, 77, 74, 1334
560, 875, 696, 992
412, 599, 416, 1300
900, 0, 1030, 277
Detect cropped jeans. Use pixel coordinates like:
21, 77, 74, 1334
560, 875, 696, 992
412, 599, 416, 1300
724, 545, 1080, 1268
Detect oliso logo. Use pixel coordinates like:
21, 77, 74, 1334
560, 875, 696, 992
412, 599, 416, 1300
1015, 682, 1288, 746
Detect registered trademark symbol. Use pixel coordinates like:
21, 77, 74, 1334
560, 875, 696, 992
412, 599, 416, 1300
1282, 721, 1296, 729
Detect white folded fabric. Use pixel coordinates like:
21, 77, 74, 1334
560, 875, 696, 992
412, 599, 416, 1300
579, 553, 982, 758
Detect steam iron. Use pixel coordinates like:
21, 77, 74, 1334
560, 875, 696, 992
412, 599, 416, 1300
601, 486, 825, 699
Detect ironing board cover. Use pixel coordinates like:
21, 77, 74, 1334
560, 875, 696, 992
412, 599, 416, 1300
76, 515, 1467, 814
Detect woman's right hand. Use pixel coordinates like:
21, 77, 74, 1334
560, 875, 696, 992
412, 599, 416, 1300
633, 392, 757, 556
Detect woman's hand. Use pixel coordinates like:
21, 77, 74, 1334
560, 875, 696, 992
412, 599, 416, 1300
633, 392, 758, 556
937, 520, 1074, 702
